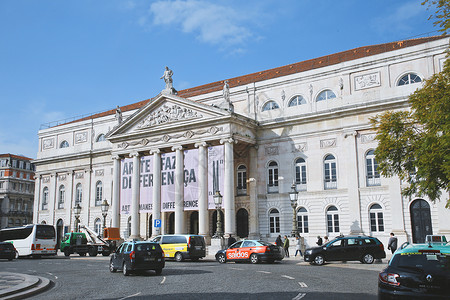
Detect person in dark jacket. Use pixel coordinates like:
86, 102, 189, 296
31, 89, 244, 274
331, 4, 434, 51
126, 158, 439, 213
283, 235, 290, 257
275, 235, 282, 247
387, 233, 398, 254
316, 236, 323, 246
228, 235, 236, 247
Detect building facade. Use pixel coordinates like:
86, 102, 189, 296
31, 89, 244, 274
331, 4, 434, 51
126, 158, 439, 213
0, 154, 35, 229
33, 36, 450, 247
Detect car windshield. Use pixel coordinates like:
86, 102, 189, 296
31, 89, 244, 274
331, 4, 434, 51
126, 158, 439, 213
394, 253, 450, 272
257, 241, 272, 246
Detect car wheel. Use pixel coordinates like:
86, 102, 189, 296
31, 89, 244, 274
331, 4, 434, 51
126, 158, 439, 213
88, 248, 98, 257
362, 253, 374, 264
102, 251, 110, 257
250, 253, 259, 264
175, 252, 184, 262
64, 248, 70, 257
123, 263, 130, 276
109, 261, 117, 273
314, 255, 325, 266
79, 252, 86, 257
15, 251, 19, 259
155, 268, 163, 275
217, 253, 226, 264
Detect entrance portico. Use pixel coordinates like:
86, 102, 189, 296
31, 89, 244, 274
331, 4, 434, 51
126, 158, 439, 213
107, 92, 257, 240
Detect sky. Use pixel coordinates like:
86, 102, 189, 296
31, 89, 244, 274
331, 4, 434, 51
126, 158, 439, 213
0, 0, 440, 159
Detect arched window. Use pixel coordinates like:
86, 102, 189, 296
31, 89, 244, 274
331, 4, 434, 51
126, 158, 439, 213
295, 158, 307, 190
366, 150, 380, 186
296, 207, 309, 233
324, 155, 337, 189
269, 209, 280, 233
288, 95, 306, 107
316, 89, 336, 102
267, 161, 279, 193
397, 73, 422, 86
96, 134, 106, 142
95, 181, 103, 206
262, 101, 280, 111
8, 219, 13, 227
369, 204, 384, 233
42, 187, 49, 210
60, 140, 69, 148
94, 218, 102, 236
326, 206, 340, 234
75, 183, 82, 205
58, 185, 65, 209
236, 165, 247, 196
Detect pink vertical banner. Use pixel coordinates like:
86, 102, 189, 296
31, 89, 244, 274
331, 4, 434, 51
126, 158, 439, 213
208, 145, 225, 209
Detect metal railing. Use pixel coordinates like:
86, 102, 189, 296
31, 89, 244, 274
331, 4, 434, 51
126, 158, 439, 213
324, 180, 337, 190
267, 184, 279, 194
366, 176, 381, 187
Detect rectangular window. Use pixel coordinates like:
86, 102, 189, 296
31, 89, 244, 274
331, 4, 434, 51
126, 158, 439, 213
0, 182, 3, 189
269, 216, 280, 233
377, 212, 384, 231
370, 212, 377, 231
327, 215, 333, 233
334, 215, 339, 232
12, 160, 17, 168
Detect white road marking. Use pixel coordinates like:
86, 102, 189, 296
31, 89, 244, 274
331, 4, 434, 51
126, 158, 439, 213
281, 275, 295, 280
119, 292, 141, 300
160, 276, 166, 284
256, 271, 271, 274
292, 292, 306, 300
298, 282, 308, 288
230, 267, 243, 270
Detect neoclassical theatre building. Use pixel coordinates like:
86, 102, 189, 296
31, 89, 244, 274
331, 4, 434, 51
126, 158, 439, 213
33, 35, 450, 247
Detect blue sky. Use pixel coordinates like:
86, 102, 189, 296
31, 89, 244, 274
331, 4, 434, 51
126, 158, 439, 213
0, 0, 439, 159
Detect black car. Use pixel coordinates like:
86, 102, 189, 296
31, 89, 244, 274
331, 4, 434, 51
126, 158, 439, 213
109, 241, 165, 276
378, 242, 450, 299
304, 236, 386, 265
0, 242, 17, 261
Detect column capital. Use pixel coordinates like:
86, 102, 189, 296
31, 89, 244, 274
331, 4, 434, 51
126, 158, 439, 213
344, 131, 358, 138
194, 141, 209, 148
149, 148, 161, 155
129, 151, 140, 158
111, 154, 121, 160
171, 145, 184, 151
220, 137, 236, 145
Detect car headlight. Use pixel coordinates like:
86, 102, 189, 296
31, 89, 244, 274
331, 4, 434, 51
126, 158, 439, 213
305, 250, 312, 255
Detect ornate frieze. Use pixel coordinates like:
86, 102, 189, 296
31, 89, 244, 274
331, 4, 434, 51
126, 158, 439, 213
75, 172, 84, 179
136, 104, 202, 129
320, 138, 336, 149
43, 138, 54, 150
292, 142, 307, 152
75, 131, 88, 144
58, 174, 66, 181
361, 133, 377, 143
354, 72, 381, 90
265, 146, 279, 156
42, 176, 50, 183
95, 169, 104, 176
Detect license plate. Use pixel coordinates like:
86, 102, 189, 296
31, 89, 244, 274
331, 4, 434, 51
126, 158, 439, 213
144, 257, 155, 261
195, 246, 202, 250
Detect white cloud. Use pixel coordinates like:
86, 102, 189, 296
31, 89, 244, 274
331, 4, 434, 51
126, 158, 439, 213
149, 0, 255, 48
372, 1, 428, 35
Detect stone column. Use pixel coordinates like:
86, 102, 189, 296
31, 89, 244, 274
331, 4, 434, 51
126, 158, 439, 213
33, 174, 41, 224
130, 151, 141, 240
66, 171, 74, 230
150, 149, 162, 237
388, 176, 407, 238
111, 155, 121, 228
344, 131, 363, 235
221, 138, 236, 237
172, 145, 185, 234
195, 142, 209, 237
50, 173, 57, 225
248, 145, 259, 239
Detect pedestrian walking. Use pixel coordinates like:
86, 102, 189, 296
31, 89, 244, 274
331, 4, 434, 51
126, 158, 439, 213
275, 235, 282, 247
295, 236, 303, 257
283, 235, 290, 257
388, 233, 398, 254
316, 236, 323, 246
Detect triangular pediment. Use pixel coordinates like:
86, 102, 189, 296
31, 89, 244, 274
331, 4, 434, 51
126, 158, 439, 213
108, 92, 231, 138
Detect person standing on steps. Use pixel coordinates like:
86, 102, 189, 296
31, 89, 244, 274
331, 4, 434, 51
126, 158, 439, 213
283, 235, 290, 257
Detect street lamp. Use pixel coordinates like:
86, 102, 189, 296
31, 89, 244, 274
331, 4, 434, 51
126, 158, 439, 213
289, 183, 298, 237
101, 199, 110, 237
213, 190, 223, 238
73, 203, 81, 232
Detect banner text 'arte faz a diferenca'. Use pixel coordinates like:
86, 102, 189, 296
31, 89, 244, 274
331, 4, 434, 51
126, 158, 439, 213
120, 145, 224, 214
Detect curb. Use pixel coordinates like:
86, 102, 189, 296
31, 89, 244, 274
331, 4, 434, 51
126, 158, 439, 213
0, 272, 52, 300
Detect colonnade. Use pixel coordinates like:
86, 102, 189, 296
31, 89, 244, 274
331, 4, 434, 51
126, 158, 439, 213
110, 138, 236, 240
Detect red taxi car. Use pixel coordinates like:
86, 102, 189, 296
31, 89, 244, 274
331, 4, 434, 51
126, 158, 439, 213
215, 240, 283, 264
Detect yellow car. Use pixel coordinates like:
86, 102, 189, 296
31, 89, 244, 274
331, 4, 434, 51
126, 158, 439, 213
151, 234, 206, 262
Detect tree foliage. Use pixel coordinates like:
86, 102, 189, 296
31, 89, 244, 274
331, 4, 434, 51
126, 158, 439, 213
370, 59, 450, 207
422, 0, 450, 34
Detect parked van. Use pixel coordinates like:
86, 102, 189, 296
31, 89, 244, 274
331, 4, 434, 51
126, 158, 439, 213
150, 234, 206, 262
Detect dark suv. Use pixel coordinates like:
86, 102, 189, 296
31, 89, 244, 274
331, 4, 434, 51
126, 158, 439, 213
109, 241, 165, 276
304, 236, 386, 265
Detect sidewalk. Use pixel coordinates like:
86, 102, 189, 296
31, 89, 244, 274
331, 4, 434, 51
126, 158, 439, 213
0, 272, 51, 300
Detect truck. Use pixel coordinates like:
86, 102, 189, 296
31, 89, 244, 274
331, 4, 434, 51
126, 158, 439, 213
60, 225, 116, 257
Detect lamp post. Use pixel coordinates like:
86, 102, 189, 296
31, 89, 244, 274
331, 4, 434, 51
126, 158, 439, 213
289, 183, 298, 237
73, 204, 81, 232
213, 190, 223, 238
101, 200, 110, 237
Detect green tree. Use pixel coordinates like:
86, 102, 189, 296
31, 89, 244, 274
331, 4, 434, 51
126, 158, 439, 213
422, 0, 450, 34
370, 59, 450, 207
